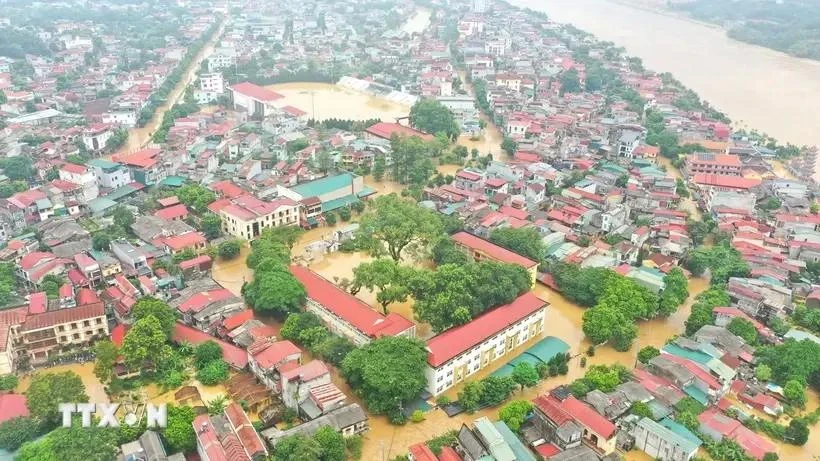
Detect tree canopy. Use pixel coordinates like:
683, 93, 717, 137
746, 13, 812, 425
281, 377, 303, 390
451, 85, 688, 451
350, 258, 409, 313
132, 297, 177, 339
409, 99, 460, 140
756, 339, 820, 387
685, 244, 750, 284
121, 316, 173, 370
242, 266, 306, 317
175, 184, 215, 212
25, 371, 88, 425
355, 194, 444, 262
17, 424, 118, 461
162, 405, 196, 453
498, 400, 532, 432
341, 337, 428, 422
489, 227, 545, 262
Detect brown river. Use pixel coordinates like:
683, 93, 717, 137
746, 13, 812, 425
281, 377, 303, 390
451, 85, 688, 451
511, 0, 820, 148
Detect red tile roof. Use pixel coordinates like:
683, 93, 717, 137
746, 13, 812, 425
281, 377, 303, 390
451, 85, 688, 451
452, 231, 537, 268
77, 288, 100, 306
113, 148, 161, 168
229, 82, 283, 102
223, 402, 267, 459
20, 252, 55, 270
535, 443, 561, 458
28, 292, 47, 314
456, 170, 482, 181
222, 309, 254, 331
426, 292, 546, 367
157, 196, 180, 207
252, 340, 301, 370
0, 394, 29, 423
289, 265, 415, 339
178, 255, 212, 270
365, 122, 434, 141
438, 446, 462, 461
60, 163, 87, 174
533, 394, 574, 426
662, 353, 721, 390
21, 302, 105, 332
172, 323, 248, 368
163, 232, 206, 251
111, 323, 126, 347
210, 180, 245, 198
409, 443, 438, 461
178, 288, 235, 313
193, 414, 229, 461
499, 205, 530, 221
281, 360, 329, 383
692, 174, 761, 190
154, 203, 189, 220
560, 395, 616, 439
485, 177, 507, 188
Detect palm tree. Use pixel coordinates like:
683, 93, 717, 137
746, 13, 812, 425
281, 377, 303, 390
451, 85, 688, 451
207, 394, 229, 415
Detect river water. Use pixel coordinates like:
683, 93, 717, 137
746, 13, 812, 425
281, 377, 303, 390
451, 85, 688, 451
510, 0, 820, 148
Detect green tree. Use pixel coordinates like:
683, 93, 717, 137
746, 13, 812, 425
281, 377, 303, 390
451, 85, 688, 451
0, 417, 40, 451
390, 135, 436, 185
783, 380, 807, 408
258, 226, 304, 249
93, 340, 118, 383
324, 212, 337, 226
341, 337, 428, 422
582, 304, 629, 345
91, 233, 111, 251
121, 316, 171, 369
246, 238, 290, 270
200, 214, 223, 239
17, 424, 118, 461
479, 376, 517, 406
372, 155, 386, 181
431, 239, 472, 266
631, 401, 653, 419
560, 69, 582, 94
41, 280, 59, 300
489, 227, 545, 261
658, 268, 689, 316
498, 400, 533, 432
784, 419, 809, 445
755, 364, 772, 382
176, 184, 216, 212
615, 174, 629, 188
511, 362, 539, 391
0, 374, 18, 391
194, 340, 223, 368
218, 240, 241, 259
196, 359, 229, 385
132, 297, 177, 339
583, 365, 624, 392
458, 381, 484, 413
242, 266, 306, 317
637, 346, 661, 364
726, 317, 759, 345
315, 151, 334, 174
409, 99, 459, 140
1, 156, 34, 180
500, 137, 517, 156
756, 339, 820, 386
356, 194, 444, 262
25, 371, 88, 425
351, 259, 408, 313
314, 425, 346, 461
162, 405, 196, 452
274, 435, 323, 461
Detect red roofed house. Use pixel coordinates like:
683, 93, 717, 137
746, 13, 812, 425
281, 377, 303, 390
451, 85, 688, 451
684, 153, 742, 177
408, 443, 439, 461
19, 251, 68, 287
228, 81, 284, 119
533, 391, 617, 455
172, 323, 248, 369
154, 203, 189, 221
425, 292, 547, 396
58, 162, 99, 202
112, 148, 166, 185
209, 195, 300, 240
18, 302, 108, 366
163, 232, 207, 255
247, 339, 302, 392
531, 394, 584, 450
364, 122, 434, 142
698, 407, 776, 460
193, 402, 268, 461
451, 231, 538, 284
175, 287, 243, 332
289, 265, 416, 345
280, 360, 332, 409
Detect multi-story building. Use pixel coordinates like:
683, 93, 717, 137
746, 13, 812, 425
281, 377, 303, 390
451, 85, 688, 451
228, 82, 284, 119
424, 292, 547, 396
58, 163, 99, 203
532, 390, 618, 456
195, 73, 225, 104
633, 417, 701, 461
289, 265, 416, 345
208, 195, 300, 240
81, 123, 113, 152
207, 46, 237, 72
451, 231, 538, 285
112, 148, 166, 186
101, 110, 137, 127
684, 153, 742, 177
276, 173, 375, 227
87, 159, 133, 189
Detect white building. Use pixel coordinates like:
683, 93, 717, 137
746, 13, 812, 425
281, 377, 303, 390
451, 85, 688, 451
58, 163, 99, 202
208, 194, 300, 240
87, 158, 133, 189
618, 130, 642, 158
633, 417, 701, 461
228, 82, 285, 119
195, 72, 225, 104
81, 123, 112, 152
102, 110, 137, 127
425, 292, 547, 396
473, 0, 486, 13
207, 46, 236, 72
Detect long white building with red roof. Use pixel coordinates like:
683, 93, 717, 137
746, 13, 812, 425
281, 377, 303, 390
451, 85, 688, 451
289, 265, 416, 345
227, 81, 285, 119
424, 291, 548, 396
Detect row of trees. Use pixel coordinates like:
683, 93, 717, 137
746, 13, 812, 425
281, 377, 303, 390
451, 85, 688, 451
684, 244, 750, 285
242, 227, 306, 318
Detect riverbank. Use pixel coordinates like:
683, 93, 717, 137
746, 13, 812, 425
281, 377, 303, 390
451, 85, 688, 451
513, 0, 820, 148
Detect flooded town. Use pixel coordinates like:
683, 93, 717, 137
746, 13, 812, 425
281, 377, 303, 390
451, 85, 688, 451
0, 0, 819, 460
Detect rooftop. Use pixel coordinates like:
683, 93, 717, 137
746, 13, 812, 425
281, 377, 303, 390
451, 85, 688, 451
452, 231, 538, 268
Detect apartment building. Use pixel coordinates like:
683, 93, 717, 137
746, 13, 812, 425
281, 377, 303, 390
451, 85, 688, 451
684, 153, 742, 177
451, 231, 538, 285
425, 292, 547, 396
208, 195, 300, 240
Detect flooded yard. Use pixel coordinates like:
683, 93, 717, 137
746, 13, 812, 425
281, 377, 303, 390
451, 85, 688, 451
16, 362, 109, 405
264, 82, 411, 122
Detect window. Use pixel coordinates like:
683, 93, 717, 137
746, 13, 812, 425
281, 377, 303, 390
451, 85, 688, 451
83, 320, 90, 327
73, 333, 80, 340
96, 318, 102, 325
71, 323, 78, 330
58, 326, 65, 332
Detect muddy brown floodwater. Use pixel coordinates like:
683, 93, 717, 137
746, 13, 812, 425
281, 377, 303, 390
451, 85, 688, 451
263, 82, 412, 122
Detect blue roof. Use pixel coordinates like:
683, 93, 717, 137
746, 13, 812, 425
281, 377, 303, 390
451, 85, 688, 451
290, 173, 356, 198
659, 417, 702, 447
491, 337, 569, 378
638, 417, 701, 454
662, 344, 713, 365
322, 195, 361, 213
493, 421, 536, 461
683, 385, 709, 405
160, 176, 186, 187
